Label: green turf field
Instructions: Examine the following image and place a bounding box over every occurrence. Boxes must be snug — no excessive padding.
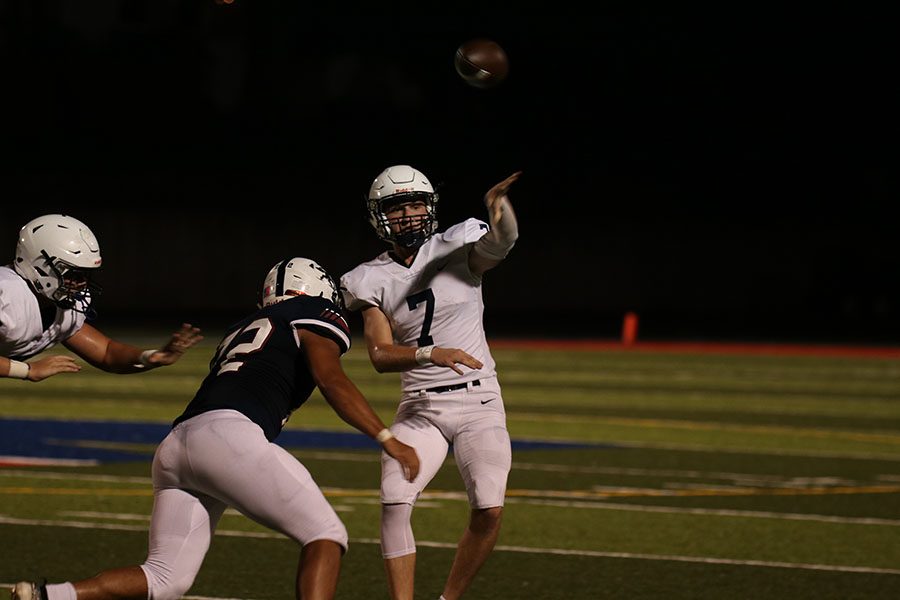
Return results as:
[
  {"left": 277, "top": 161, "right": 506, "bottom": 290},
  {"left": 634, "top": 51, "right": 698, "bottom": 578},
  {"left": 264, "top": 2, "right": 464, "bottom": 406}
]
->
[{"left": 2, "top": 338, "right": 899, "bottom": 599}]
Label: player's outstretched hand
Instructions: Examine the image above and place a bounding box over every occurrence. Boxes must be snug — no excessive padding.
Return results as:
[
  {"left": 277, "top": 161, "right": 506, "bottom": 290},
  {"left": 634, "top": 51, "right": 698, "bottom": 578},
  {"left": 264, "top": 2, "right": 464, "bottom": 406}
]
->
[
  {"left": 383, "top": 438, "right": 421, "bottom": 482},
  {"left": 484, "top": 170, "right": 522, "bottom": 224},
  {"left": 146, "top": 323, "right": 204, "bottom": 366},
  {"left": 432, "top": 347, "right": 483, "bottom": 376},
  {"left": 26, "top": 355, "right": 81, "bottom": 381}
]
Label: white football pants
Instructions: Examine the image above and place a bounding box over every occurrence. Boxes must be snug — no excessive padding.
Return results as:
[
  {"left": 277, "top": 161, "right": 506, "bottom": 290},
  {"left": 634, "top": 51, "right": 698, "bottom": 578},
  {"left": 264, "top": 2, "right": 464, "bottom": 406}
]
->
[
  {"left": 381, "top": 376, "right": 512, "bottom": 508},
  {"left": 141, "top": 409, "right": 347, "bottom": 600}
]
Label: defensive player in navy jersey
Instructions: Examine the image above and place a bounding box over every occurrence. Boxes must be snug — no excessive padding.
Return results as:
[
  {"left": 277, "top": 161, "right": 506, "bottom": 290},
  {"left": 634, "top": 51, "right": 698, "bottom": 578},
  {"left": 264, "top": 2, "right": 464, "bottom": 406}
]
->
[
  {"left": 11, "top": 257, "right": 420, "bottom": 600},
  {"left": 1, "top": 214, "right": 202, "bottom": 382},
  {"left": 341, "top": 166, "right": 521, "bottom": 600}
]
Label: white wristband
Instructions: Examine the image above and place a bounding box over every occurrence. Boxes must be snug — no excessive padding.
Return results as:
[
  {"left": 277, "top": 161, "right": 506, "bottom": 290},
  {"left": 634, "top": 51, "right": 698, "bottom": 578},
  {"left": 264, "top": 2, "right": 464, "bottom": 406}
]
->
[
  {"left": 138, "top": 349, "right": 159, "bottom": 369},
  {"left": 376, "top": 428, "right": 395, "bottom": 443},
  {"left": 415, "top": 345, "right": 435, "bottom": 366},
  {"left": 7, "top": 360, "right": 30, "bottom": 380}
]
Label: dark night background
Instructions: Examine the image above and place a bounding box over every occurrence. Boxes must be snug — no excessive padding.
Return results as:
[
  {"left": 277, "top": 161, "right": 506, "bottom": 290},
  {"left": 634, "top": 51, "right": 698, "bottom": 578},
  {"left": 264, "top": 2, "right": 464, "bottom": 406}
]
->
[{"left": 1, "top": 3, "right": 897, "bottom": 343}]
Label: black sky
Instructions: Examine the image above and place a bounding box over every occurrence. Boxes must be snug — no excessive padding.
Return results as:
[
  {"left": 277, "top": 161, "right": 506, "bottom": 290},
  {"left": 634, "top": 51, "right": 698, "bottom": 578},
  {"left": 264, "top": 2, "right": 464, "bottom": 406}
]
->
[{"left": 1, "top": 4, "right": 897, "bottom": 342}]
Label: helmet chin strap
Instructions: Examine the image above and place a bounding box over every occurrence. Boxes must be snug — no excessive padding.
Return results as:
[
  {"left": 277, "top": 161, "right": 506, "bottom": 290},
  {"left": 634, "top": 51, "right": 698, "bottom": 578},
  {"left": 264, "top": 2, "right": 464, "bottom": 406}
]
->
[
  {"left": 394, "top": 229, "right": 430, "bottom": 249},
  {"left": 55, "top": 290, "right": 97, "bottom": 318}
]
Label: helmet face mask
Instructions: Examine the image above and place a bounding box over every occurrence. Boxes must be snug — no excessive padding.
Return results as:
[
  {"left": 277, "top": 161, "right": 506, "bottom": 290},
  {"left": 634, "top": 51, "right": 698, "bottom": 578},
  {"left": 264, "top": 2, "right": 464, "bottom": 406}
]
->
[
  {"left": 44, "top": 254, "right": 102, "bottom": 312},
  {"left": 259, "top": 257, "right": 343, "bottom": 309},
  {"left": 13, "top": 214, "right": 103, "bottom": 314},
  {"left": 367, "top": 165, "right": 439, "bottom": 249}
]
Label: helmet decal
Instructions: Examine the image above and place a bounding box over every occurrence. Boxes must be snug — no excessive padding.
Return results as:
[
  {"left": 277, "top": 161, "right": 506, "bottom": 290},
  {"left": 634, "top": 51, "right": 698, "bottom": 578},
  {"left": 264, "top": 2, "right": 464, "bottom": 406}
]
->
[{"left": 260, "top": 257, "right": 343, "bottom": 309}]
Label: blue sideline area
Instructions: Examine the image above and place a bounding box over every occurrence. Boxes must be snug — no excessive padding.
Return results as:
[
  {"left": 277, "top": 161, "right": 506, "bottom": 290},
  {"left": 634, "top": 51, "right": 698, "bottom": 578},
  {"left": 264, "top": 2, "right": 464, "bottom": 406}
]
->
[{"left": 0, "top": 418, "right": 602, "bottom": 464}]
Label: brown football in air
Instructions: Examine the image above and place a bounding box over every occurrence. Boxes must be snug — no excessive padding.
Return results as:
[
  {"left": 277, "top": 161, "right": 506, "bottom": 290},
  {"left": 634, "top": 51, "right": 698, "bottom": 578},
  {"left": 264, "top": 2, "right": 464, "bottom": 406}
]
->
[{"left": 454, "top": 39, "right": 509, "bottom": 89}]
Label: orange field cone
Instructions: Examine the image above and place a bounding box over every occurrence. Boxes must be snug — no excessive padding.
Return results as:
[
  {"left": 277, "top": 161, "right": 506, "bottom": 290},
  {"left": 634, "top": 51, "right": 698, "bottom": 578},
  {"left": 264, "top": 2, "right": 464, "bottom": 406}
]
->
[{"left": 622, "top": 311, "right": 638, "bottom": 346}]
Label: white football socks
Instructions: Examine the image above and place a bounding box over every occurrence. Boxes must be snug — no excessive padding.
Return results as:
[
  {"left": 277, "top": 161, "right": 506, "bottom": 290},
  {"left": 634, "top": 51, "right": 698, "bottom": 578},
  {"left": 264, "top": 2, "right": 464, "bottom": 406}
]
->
[{"left": 45, "top": 582, "right": 76, "bottom": 600}]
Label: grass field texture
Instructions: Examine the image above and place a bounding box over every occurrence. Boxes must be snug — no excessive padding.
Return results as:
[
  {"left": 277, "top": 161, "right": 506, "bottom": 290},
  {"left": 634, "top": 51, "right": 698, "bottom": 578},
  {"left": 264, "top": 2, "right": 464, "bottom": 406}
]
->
[{"left": 1, "top": 336, "right": 899, "bottom": 599}]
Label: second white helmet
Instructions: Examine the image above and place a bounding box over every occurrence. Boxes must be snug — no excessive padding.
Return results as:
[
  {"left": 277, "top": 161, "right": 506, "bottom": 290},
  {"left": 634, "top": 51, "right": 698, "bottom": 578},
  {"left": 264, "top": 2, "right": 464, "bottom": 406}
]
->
[
  {"left": 260, "top": 257, "right": 342, "bottom": 308},
  {"left": 13, "top": 214, "right": 102, "bottom": 313}
]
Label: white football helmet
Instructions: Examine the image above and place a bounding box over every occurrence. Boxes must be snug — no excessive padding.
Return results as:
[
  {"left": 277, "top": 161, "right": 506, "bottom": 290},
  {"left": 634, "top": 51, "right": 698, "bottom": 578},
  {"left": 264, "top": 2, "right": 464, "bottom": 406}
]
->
[
  {"left": 367, "top": 165, "right": 439, "bottom": 249},
  {"left": 14, "top": 214, "right": 102, "bottom": 313},
  {"left": 259, "top": 257, "right": 342, "bottom": 308}
]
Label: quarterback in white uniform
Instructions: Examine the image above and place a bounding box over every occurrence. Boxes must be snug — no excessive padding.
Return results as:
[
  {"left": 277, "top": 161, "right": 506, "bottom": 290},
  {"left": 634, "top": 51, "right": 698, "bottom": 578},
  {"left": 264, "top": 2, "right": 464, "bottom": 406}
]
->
[
  {"left": 341, "top": 165, "right": 521, "bottom": 600},
  {"left": 1, "top": 214, "right": 202, "bottom": 384}
]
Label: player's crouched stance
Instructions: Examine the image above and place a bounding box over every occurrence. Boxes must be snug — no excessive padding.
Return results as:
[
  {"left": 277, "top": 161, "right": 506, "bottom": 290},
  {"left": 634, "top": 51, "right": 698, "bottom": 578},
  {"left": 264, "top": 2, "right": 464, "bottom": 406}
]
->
[{"left": 10, "top": 257, "right": 419, "bottom": 600}]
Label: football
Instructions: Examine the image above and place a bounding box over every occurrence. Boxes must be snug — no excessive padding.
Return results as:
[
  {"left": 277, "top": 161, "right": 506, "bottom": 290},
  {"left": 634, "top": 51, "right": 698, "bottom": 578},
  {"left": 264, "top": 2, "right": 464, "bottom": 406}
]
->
[{"left": 454, "top": 39, "right": 509, "bottom": 89}]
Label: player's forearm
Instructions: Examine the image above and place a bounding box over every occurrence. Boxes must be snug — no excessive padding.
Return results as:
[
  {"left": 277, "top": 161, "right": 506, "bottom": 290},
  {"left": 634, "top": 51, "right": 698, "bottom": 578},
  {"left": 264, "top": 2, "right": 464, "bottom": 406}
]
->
[
  {"left": 97, "top": 340, "right": 149, "bottom": 373},
  {"left": 369, "top": 343, "right": 431, "bottom": 373},
  {"left": 473, "top": 196, "right": 519, "bottom": 261},
  {"left": 320, "top": 377, "right": 389, "bottom": 439}
]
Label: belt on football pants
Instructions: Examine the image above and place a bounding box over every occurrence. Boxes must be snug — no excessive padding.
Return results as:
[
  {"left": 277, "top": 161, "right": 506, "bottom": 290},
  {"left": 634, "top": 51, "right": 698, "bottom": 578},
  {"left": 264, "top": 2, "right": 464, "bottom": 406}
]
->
[{"left": 425, "top": 379, "right": 481, "bottom": 394}]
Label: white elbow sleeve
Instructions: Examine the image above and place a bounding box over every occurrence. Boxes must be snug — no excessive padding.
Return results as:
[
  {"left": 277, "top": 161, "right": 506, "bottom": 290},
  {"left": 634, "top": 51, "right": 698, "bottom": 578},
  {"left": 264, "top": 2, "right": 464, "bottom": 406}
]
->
[{"left": 474, "top": 198, "right": 519, "bottom": 260}]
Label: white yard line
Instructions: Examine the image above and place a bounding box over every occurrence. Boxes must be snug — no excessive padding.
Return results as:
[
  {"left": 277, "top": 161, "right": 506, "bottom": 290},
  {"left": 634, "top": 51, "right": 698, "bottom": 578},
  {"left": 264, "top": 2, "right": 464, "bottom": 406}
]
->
[
  {"left": 0, "top": 470, "right": 152, "bottom": 484},
  {"left": 0, "top": 515, "right": 897, "bottom": 576},
  {"left": 505, "top": 497, "right": 900, "bottom": 526}
]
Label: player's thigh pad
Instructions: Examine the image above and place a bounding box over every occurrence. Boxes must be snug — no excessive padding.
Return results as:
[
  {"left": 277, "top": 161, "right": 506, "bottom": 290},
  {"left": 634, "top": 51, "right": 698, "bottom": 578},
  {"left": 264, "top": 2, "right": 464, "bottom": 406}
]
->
[
  {"left": 453, "top": 395, "right": 512, "bottom": 508},
  {"left": 172, "top": 410, "right": 348, "bottom": 550},
  {"left": 382, "top": 415, "right": 450, "bottom": 504}
]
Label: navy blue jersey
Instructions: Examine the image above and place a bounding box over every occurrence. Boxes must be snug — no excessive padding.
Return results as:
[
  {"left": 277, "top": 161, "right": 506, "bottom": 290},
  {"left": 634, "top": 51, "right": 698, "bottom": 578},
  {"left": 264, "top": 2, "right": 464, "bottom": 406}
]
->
[{"left": 173, "top": 296, "right": 351, "bottom": 441}]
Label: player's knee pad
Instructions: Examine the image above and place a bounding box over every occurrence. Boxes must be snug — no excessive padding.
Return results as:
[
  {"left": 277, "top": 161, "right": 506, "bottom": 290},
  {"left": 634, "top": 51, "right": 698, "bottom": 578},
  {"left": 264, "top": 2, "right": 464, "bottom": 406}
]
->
[
  {"left": 307, "top": 518, "right": 349, "bottom": 553},
  {"left": 381, "top": 502, "right": 416, "bottom": 559},
  {"left": 142, "top": 562, "right": 195, "bottom": 600},
  {"left": 466, "top": 473, "right": 509, "bottom": 509}
]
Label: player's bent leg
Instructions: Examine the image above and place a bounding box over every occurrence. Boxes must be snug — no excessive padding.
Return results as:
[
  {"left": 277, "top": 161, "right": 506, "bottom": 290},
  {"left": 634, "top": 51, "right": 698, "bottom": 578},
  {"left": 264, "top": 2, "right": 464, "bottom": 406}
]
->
[
  {"left": 441, "top": 507, "right": 504, "bottom": 600},
  {"left": 180, "top": 412, "right": 349, "bottom": 552},
  {"left": 444, "top": 397, "right": 510, "bottom": 600},
  {"left": 141, "top": 488, "right": 225, "bottom": 600},
  {"left": 380, "top": 418, "right": 448, "bottom": 600},
  {"left": 297, "top": 539, "right": 343, "bottom": 600},
  {"left": 69, "top": 567, "right": 148, "bottom": 600},
  {"left": 213, "top": 441, "right": 349, "bottom": 551}
]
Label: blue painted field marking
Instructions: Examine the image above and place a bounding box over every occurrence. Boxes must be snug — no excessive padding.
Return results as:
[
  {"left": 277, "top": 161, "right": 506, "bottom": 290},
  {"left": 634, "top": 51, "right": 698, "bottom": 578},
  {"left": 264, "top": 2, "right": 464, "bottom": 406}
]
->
[{"left": 0, "top": 418, "right": 607, "bottom": 463}]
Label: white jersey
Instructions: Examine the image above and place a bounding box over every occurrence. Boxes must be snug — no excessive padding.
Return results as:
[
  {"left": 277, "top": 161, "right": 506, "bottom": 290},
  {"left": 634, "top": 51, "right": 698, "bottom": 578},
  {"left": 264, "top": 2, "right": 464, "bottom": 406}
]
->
[
  {"left": 341, "top": 218, "right": 496, "bottom": 392},
  {"left": 0, "top": 265, "right": 86, "bottom": 359}
]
